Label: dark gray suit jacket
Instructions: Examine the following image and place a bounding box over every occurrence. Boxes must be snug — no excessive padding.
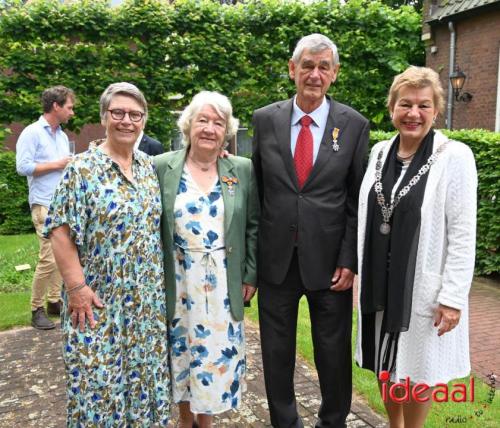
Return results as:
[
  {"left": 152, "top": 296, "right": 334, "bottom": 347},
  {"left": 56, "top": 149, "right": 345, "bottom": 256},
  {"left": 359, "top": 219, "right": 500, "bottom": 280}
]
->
[
  {"left": 252, "top": 96, "right": 369, "bottom": 290},
  {"left": 138, "top": 133, "right": 165, "bottom": 156}
]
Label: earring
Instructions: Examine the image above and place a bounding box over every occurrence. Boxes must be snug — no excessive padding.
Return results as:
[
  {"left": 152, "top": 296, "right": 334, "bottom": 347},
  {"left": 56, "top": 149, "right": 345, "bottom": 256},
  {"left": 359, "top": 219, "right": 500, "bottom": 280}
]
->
[{"left": 433, "top": 117, "right": 436, "bottom": 124}]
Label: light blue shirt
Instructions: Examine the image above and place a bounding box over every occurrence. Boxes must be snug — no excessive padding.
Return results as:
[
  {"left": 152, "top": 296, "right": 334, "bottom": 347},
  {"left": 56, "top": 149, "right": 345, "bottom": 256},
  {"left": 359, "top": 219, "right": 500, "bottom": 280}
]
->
[
  {"left": 16, "top": 116, "right": 70, "bottom": 208},
  {"left": 290, "top": 96, "right": 330, "bottom": 164}
]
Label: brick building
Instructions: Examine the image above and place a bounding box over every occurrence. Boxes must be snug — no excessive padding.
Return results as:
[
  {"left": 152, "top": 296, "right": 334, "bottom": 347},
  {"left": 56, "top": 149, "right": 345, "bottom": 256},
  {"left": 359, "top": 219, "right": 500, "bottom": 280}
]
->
[{"left": 422, "top": 0, "right": 500, "bottom": 131}]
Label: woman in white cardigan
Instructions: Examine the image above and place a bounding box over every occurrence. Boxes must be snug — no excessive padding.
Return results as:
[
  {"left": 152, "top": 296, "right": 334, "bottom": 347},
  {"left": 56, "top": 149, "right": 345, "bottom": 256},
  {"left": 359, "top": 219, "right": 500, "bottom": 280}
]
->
[{"left": 356, "top": 66, "right": 477, "bottom": 427}]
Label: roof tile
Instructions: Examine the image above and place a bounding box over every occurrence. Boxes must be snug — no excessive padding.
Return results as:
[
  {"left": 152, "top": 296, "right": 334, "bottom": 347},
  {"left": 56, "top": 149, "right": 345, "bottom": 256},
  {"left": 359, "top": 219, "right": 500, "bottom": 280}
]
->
[{"left": 429, "top": 0, "right": 500, "bottom": 21}]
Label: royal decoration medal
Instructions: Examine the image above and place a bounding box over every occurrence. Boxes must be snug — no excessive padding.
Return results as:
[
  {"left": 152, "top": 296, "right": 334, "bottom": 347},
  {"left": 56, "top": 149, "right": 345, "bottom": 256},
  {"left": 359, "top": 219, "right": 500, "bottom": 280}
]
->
[{"left": 331, "top": 128, "right": 340, "bottom": 151}]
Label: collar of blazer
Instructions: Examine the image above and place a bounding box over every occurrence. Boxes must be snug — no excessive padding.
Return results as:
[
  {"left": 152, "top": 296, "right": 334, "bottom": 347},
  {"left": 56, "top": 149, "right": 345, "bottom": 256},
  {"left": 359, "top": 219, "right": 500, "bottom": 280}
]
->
[
  {"left": 138, "top": 136, "right": 147, "bottom": 151},
  {"left": 271, "top": 95, "right": 351, "bottom": 190},
  {"left": 160, "top": 148, "right": 237, "bottom": 234}
]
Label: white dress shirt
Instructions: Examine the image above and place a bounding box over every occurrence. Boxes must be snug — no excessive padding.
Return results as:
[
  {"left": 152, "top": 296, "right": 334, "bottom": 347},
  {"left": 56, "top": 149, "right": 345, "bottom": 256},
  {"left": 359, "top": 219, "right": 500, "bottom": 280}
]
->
[
  {"left": 16, "top": 116, "right": 70, "bottom": 208},
  {"left": 290, "top": 96, "right": 330, "bottom": 164}
]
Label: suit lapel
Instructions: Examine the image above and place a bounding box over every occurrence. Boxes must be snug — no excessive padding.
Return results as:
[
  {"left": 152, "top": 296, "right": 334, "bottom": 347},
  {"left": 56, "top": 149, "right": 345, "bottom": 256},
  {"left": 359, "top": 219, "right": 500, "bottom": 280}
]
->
[
  {"left": 218, "top": 158, "right": 236, "bottom": 233},
  {"left": 162, "top": 149, "right": 186, "bottom": 234},
  {"left": 304, "top": 99, "right": 349, "bottom": 188},
  {"left": 138, "top": 136, "right": 147, "bottom": 153},
  {"left": 272, "top": 99, "right": 298, "bottom": 188}
]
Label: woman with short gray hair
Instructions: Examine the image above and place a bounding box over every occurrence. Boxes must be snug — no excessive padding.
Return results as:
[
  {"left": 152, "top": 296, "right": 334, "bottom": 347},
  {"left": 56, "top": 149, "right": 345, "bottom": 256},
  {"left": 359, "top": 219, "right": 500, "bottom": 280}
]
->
[{"left": 45, "top": 82, "right": 170, "bottom": 426}]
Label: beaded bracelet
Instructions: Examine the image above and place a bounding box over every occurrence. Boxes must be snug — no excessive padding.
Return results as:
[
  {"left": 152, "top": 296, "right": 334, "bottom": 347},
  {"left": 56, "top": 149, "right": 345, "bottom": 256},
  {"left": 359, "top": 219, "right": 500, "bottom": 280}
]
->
[{"left": 66, "top": 283, "right": 86, "bottom": 295}]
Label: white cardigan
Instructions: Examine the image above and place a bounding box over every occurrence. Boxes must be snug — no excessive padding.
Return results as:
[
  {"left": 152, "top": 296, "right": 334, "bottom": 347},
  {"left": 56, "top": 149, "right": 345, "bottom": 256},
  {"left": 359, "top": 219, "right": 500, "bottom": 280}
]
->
[{"left": 355, "top": 130, "right": 477, "bottom": 384}]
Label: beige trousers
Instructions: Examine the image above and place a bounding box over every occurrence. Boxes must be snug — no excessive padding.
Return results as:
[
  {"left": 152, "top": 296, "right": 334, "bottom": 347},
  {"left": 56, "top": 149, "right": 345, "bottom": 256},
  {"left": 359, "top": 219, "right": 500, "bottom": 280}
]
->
[{"left": 31, "top": 204, "right": 62, "bottom": 310}]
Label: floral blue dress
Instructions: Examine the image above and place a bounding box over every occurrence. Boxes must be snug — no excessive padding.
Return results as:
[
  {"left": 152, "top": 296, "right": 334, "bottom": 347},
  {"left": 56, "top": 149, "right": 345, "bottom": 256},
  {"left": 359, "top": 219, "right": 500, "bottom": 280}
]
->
[
  {"left": 44, "top": 145, "right": 170, "bottom": 427},
  {"left": 170, "top": 167, "right": 245, "bottom": 414}
]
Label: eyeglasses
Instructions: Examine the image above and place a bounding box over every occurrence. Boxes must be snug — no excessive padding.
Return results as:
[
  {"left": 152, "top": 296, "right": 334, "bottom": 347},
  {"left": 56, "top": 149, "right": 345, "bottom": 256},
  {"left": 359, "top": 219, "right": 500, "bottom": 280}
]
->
[{"left": 107, "top": 109, "right": 145, "bottom": 122}]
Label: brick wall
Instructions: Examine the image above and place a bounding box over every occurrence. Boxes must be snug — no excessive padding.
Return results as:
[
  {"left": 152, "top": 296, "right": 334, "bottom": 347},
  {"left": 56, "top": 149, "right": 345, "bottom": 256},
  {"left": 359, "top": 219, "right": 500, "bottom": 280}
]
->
[
  {"left": 3, "top": 122, "right": 105, "bottom": 153},
  {"left": 425, "top": 10, "right": 500, "bottom": 130}
]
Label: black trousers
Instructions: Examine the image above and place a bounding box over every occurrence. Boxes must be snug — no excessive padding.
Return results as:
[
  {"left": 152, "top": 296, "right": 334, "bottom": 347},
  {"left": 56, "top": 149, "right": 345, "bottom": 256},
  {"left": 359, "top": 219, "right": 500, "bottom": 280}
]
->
[{"left": 258, "top": 251, "right": 353, "bottom": 428}]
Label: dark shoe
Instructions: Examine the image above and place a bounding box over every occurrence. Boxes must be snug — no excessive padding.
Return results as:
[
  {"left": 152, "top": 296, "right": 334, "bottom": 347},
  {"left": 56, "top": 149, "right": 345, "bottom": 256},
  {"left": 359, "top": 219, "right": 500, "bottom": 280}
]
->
[
  {"left": 31, "top": 307, "right": 55, "bottom": 330},
  {"left": 47, "top": 300, "right": 61, "bottom": 316}
]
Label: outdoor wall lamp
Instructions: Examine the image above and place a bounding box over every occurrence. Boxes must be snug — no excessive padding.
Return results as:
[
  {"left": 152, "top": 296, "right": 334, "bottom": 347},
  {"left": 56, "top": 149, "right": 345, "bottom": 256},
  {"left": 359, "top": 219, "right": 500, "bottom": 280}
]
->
[{"left": 450, "top": 67, "right": 473, "bottom": 102}]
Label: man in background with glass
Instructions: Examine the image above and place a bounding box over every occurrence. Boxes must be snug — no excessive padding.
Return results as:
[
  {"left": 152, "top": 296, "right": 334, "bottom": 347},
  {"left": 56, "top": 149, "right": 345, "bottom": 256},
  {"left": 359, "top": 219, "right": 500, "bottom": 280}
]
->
[{"left": 16, "top": 85, "right": 75, "bottom": 330}]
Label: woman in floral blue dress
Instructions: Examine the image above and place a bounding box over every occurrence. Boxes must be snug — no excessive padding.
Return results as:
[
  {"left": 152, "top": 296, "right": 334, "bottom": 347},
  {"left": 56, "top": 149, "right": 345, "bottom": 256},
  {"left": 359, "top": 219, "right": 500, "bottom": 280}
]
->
[
  {"left": 155, "top": 91, "right": 259, "bottom": 428},
  {"left": 44, "top": 82, "right": 170, "bottom": 426}
]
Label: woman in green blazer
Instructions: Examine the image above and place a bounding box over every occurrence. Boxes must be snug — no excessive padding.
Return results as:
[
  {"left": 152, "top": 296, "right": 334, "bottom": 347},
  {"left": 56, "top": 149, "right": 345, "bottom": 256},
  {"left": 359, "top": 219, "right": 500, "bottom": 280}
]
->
[{"left": 154, "top": 91, "right": 259, "bottom": 428}]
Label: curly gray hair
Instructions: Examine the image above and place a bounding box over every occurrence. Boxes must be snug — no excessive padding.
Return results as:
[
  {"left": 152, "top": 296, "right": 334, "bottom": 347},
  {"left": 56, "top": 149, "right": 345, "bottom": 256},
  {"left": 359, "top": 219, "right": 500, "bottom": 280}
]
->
[{"left": 177, "top": 91, "right": 239, "bottom": 148}]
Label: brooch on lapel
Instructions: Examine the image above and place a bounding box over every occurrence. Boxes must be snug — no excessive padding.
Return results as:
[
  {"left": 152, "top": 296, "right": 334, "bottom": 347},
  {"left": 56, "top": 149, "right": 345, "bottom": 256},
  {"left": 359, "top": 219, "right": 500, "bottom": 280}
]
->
[
  {"left": 221, "top": 175, "right": 238, "bottom": 196},
  {"left": 331, "top": 127, "right": 340, "bottom": 152}
]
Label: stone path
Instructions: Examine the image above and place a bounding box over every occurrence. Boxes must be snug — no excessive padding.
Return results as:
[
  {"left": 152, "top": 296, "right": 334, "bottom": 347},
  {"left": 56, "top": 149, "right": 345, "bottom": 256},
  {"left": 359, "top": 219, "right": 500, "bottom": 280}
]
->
[
  {"left": 2, "top": 277, "right": 497, "bottom": 427},
  {"left": 0, "top": 320, "right": 386, "bottom": 428},
  {"left": 468, "top": 278, "right": 500, "bottom": 386}
]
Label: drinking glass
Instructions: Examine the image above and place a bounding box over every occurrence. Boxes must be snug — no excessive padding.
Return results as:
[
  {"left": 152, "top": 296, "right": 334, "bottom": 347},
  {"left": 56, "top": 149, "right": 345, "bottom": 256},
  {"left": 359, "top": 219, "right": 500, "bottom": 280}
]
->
[{"left": 68, "top": 140, "right": 75, "bottom": 157}]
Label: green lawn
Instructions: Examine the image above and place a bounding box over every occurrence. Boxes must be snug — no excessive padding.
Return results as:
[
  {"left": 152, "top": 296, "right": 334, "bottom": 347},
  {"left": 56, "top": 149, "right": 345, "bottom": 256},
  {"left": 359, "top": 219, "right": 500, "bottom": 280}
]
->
[
  {"left": 0, "top": 233, "right": 58, "bottom": 330},
  {"left": 0, "top": 291, "right": 31, "bottom": 330},
  {"left": 245, "top": 296, "right": 500, "bottom": 428},
  {"left": 0, "top": 234, "right": 38, "bottom": 293}
]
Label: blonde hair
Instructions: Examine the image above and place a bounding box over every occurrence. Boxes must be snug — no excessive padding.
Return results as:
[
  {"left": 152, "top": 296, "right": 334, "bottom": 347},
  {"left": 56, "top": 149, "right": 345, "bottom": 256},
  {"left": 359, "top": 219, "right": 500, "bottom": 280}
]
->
[
  {"left": 387, "top": 66, "right": 445, "bottom": 114},
  {"left": 177, "top": 91, "right": 239, "bottom": 148}
]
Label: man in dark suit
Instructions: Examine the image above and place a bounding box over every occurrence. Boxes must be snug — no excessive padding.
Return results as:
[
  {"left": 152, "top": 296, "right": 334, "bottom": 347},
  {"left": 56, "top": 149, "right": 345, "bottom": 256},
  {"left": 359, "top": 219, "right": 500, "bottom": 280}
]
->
[
  {"left": 252, "top": 34, "right": 369, "bottom": 428},
  {"left": 136, "top": 131, "right": 165, "bottom": 155}
]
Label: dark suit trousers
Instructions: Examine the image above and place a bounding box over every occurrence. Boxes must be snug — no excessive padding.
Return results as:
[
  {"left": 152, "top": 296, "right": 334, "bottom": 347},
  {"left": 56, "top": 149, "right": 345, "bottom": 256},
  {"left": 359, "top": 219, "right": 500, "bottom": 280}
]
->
[{"left": 258, "top": 251, "right": 353, "bottom": 428}]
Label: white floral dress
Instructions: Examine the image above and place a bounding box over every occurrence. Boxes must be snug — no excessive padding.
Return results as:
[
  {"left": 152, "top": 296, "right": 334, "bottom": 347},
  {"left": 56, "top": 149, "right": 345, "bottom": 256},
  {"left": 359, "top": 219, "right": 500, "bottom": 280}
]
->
[{"left": 170, "top": 167, "right": 246, "bottom": 414}]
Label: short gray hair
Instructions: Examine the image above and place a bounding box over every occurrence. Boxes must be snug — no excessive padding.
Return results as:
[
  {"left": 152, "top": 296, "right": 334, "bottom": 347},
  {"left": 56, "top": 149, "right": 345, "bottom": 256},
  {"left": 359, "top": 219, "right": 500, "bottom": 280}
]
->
[
  {"left": 177, "top": 91, "right": 239, "bottom": 148},
  {"left": 99, "top": 82, "right": 148, "bottom": 124},
  {"left": 291, "top": 33, "right": 339, "bottom": 66}
]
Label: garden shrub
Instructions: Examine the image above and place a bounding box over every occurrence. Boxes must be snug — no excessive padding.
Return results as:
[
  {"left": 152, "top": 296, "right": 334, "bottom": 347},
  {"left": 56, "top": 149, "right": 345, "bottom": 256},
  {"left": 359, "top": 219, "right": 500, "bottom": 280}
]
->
[
  {"left": 0, "top": 149, "right": 33, "bottom": 235},
  {"left": 0, "top": 128, "right": 32, "bottom": 234}
]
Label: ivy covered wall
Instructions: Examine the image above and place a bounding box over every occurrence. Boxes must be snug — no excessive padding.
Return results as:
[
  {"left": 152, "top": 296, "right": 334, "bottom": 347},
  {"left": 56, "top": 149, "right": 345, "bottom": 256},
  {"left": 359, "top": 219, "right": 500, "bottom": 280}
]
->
[{"left": 0, "top": 0, "right": 424, "bottom": 144}]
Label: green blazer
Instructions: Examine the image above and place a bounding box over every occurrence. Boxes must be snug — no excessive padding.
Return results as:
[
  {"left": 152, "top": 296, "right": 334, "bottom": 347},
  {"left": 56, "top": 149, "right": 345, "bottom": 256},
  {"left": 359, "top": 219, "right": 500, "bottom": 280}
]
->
[{"left": 154, "top": 149, "right": 259, "bottom": 322}]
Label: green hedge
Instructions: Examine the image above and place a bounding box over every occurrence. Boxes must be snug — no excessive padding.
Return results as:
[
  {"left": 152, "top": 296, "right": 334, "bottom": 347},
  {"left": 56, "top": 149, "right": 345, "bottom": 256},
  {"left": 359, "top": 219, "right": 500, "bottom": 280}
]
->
[
  {"left": 0, "top": 127, "right": 32, "bottom": 234},
  {"left": 0, "top": 151, "right": 33, "bottom": 235},
  {"left": 371, "top": 129, "right": 499, "bottom": 276},
  {"left": 0, "top": 0, "right": 423, "bottom": 142}
]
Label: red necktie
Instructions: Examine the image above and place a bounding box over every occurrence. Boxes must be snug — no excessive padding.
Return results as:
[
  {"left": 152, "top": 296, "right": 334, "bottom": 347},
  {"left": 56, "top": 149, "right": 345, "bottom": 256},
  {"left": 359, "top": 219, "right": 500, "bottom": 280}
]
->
[{"left": 294, "top": 115, "right": 313, "bottom": 189}]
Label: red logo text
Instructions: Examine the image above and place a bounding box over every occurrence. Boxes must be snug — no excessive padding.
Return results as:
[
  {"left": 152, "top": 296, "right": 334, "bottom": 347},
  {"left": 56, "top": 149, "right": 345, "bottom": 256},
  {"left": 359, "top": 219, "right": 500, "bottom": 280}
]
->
[{"left": 379, "top": 371, "right": 475, "bottom": 403}]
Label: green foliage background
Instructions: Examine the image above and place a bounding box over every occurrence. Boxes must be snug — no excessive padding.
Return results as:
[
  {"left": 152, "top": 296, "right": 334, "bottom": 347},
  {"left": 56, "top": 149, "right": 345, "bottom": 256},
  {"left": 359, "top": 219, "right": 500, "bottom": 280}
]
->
[
  {"left": 0, "top": 0, "right": 424, "bottom": 141},
  {"left": 371, "top": 129, "right": 500, "bottom": 276},
  {"left": 0, "top": 149, "right": 32, "bottom": 234},
  {"left": 0, "top": 128, "right": 32, "bottom": 235}
]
